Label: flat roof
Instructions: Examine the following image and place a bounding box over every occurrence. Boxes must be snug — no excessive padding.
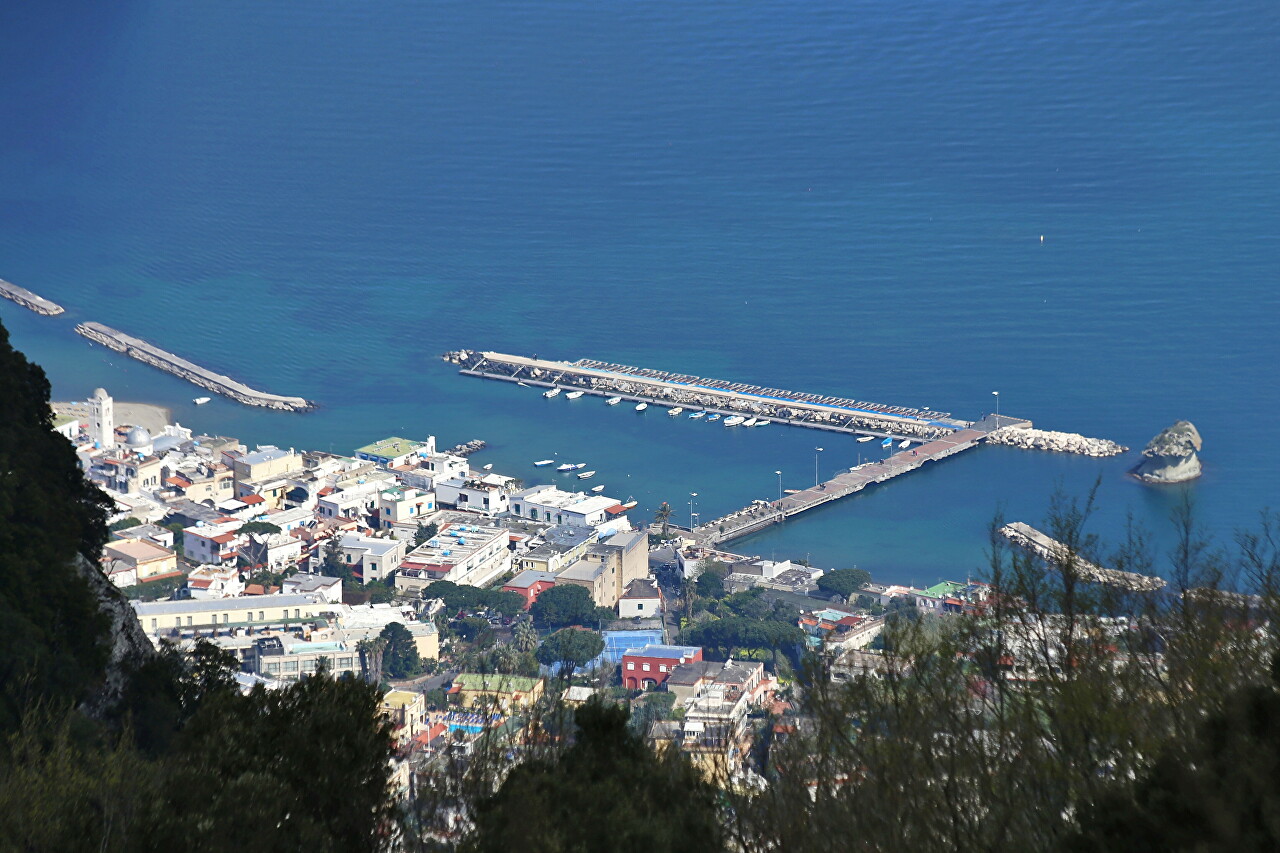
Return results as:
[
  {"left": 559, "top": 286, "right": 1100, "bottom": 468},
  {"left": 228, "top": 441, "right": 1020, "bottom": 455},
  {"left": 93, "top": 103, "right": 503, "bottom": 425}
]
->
[
  {"left": 623, "top": 644, "right": 700, "bottom": 660},
  {"left": 239, "top": 446, "right": 293, "bottom": 466},
  {"left": 557, "top": 560, "right": 605, "bottom": 582},
  {"left": 355, "top": 437, "right": 424, "bottom": 458},
  {"left": 133, "top": 593, "right": 323, "bottom": 616},
  {"left": 505, "top": 570, "right": 558, "bottom": 589}
]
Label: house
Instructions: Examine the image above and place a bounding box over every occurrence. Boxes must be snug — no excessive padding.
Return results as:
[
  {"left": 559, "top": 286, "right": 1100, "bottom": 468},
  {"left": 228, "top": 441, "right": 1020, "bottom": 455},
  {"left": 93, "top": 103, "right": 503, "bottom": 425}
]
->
[
  {"left": 509, "top": 486, "right": 625, "bottom": 529},
  {"left": 317, "top": 485, "right": 379, "bottom": 522},
  {"left": 51, "top": 412, "right": 80, "bottom": 440},
  {"left": 450, "top": 673, "right": 545, "bottom": 711},
  {"left": 394, "top": 523, "right": 512, "bottom": 593},
  {"left": 514, "top": 524, "right": 599, "bottom": 575},
  {"left": 241, "top": 532, "right": 304, "bottom": 572},
  {"left": 589, "top": 531, "right": 648, "bottom": 603},
  {"left": 619, "top": 578, "right": 662, "bottom": 618},
  {"left": 231, "top": 446, "right": 300, "bottom": 490},
  {"left": 246, "top": 635, "right": 358, "bottom": 682},
  {"left": 381, "top": 690, "right": 428, "bottom": 749},
  {"left": 338, "top": 533, "right": 409, "bottom": 583},
  {"left": 555, "top": 559, "right": 613, "bottom": 608},
  {"left": 334, "top": 603, "right": 440, "bottom": 661},
  {"left": 621, "top": 644, "right": 703, "bottom": 690},
  {"left": 111, "top": 523, "right": 175, "bottom": 550},
  {"left": 185, "top": 565, "right": 245, "bottom": 599},
  {"left": 103, "top": 538, "right": 180, "bottom": 582},
  {"left": 162, "top": 461, "right": 234, "bottom": 504},
  {"left": 433, "top": 473, "right": 513, "bottom": 517},
  {"left": 281, "top": 573, "right": 343, "bottom": 604},
  {"left": 502, "top": 570, "right": 558, "bottom": 609},
  {"left": 799, "top": 609, "right": 885, "bottom": 652},
  {"left": 183, "top": 519, "right": 246, "bottom": 566},
  {"left": 374, "top": 486, "right": 435, "bottom": 530},
  {"left": 396, "top": 453, "right": 469, "bottom": 491},
  {"left": 354, "top": 437, "right": 434, "bottom": 469},
  {"left": 132, "top": 594, "right": 329, "bottom": 638}
]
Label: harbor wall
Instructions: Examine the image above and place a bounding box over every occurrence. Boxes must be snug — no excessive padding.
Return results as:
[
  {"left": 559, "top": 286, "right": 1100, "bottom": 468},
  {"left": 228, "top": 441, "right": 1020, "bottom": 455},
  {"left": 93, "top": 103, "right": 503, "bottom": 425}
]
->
[
  {"left": 0, "top": 279, "right": 64, "bottom": 316},
  {"left": 987, "top": 427, "right": 1126, "bottom": 457},
  {"left": 75, "top": 322, "right": 314, "bottom": 412}
]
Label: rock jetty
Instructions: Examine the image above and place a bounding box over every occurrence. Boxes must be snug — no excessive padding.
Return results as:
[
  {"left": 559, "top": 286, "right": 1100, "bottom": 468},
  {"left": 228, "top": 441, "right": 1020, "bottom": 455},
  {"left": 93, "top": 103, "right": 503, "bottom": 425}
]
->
[
  {"left": 76, "top": 322, "right": 315, "bottom": 412},
  {"left": 987, "top": 426, "right": 1126, "bottom": 457},
  {"left": 1131, "top": 421, "right": 1202, "bottom": 483},
  {"left": 1000, "top": 522, "right": 1166, "bottom": 592},
  {"left": 0, "top": 278, "right": 64, "bottom": 315}
]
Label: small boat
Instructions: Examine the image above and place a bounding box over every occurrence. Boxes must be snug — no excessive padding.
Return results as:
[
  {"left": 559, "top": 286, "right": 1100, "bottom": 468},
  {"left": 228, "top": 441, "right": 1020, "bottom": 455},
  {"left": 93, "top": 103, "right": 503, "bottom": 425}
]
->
[
  {"left": 557, "top": 462, "right": 586, "bottom": 472},
  {"left": 534, "top": 459, "right": 555, "bottom": 466},
  {"left": 881, "top": 438, "right": 893, "bottom": 447},
  {"left": 688, "top": 411, "right": 706, "bottom": 419},
  {"left": 482, "top": 463, "right": 493, "bottom": 470},
  {"left": 590, "top": 485, "right": 605, "bottom": 493},
  {"left": 707, "top": 414, "right": 721, "bottom": 422},
  {"left": 193, "top": 397, "right": 211, "bottom": 405},
  {"left": 517, "top": 381, "right": 528, "bottom": 387},
  {"left": 743, "top": 418, "right": 759, "bottom": 427},
  {"left": 620, "top": 500, "right": 638, "bottom": 510},
  {"left": 669, "top": 407, "right": 684, "bottom": 417},
  {"left": 565, "top": 390, "right": 585, "bottom": 399},
  {"left": 576, "top": 470, "right": 596, "bottom": 480},
  {"left": 724, "top": 416, "right": 746, "bottom": 426},
  {"left": 543, "top": 388, "right": 561, "bottom": 399},
  {"left": 785, "top": 489, "right": 802, "bottom": 495},
  {"left": 899, "top": 439, "right": 912, "bottom": 449},
  {"left": 606, "top": 396, "right": 622, "bottom": 406},
  {"left": 857, "top": 436, "right": 875, "bottom": 443},
  {"left": 635, "top": 403, "right": 648, "bottom": 412}
]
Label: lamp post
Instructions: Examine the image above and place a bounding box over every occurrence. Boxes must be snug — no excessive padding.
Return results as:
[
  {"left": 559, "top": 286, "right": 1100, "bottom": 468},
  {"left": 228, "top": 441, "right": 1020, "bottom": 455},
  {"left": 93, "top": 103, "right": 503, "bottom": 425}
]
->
[
  {"left": 689, "top": 492, "right": 698, "bottom": 530},
  {"left": 774, "top": 470, "right": 782, "bottom": 504},
  {"left": 992, "top": 391, "right": 1000, "bottom": 426},
  {"left": 814, "top": 447, "right": 824, "bottom": 487}
]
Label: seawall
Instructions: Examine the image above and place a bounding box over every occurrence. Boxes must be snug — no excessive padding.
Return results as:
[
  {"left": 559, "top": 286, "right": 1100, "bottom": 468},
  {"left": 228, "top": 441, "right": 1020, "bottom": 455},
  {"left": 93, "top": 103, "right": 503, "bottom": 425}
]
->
[
  {"left": 75, "top": 322, "right": 315, "bottom": 412},
  {"left": 0, "top": 279, "right": 64, "bottom": 316},
  {"left": 987, "top": 426, "right": 1126, "bottom": 457}
]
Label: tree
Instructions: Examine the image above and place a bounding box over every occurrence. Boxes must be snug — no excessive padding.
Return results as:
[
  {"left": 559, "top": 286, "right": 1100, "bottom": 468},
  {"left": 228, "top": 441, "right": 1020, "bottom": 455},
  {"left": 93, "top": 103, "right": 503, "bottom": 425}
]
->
[
  {"left": 109, "top": 516, "right": 142, "bottom": 532},
  {"left": 530, "top": 585, "right": 599, "bottom": 628},
  {"left": 414, "top": 521, "right": 438, "bottom": 547},
  {"left": 321, "top": 535, "right": 350, "bottom": 581},
  {"left": 695, "top": 560, "right": 729, "bottom": 600},
  {"left": 536, "top": 629, "right": 605, "bottom": 679},
  {"left": 654, "top": 502, "right": 673, "bottom": 538},
  {"left": 238, "top": 520, "right": 282, "bottom": 537},
  {"left": 356, "top": 638, "right": 387, "bottom": 685},
  {"left": 815, "top": 568, "right": 872, "bottom": 599},
  {"left": 513, "top": 618, "right": 539, "bottom": 653},
  {"left": 379, "top": 623, "right": 423, "bottom": 679},
  {"left": 461, "top": 701, "right": 722, "bottom": 853}
]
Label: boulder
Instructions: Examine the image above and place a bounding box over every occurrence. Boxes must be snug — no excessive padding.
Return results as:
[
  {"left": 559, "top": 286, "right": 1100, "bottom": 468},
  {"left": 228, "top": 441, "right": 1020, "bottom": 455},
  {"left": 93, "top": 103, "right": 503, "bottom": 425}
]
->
[{"left": 1131, "top": 421, "right": 1203, "bottom": 484}]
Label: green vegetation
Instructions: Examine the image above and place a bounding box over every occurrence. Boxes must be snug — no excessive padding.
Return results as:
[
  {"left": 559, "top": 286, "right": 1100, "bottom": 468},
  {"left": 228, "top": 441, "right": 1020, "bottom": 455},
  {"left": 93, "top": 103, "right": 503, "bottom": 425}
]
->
[
  {"left": 238, "top": 520, "right": 282, "bottom": 537},
  {"left": 814, "top": 567, "right": 872, "bottom": 599},
  {"left": 380, "top": 622, "right": 423, "bottom": 679},
  {"left": 529, "top": 584, "right": 611, "bottom": 628},
  {"left": 414, "top": 521, "right": 439, "bottom": 546},
  {"left": 108, "top": 516, "right": 142, "bottom": 532},
  {"left": 536, "top": 628, "right": 605, "bottom": 678},
  {"left": 424, "top": 580, "right": 525, "bottom": 616},
  {"left": 694, "top": 559, "right": 729, "bottom": 599}
]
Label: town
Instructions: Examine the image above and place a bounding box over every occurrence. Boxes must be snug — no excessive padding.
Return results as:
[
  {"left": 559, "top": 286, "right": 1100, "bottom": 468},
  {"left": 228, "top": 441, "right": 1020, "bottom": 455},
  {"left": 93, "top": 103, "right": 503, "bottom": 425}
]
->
[{"left": 57, "top": 385, "right": 994, "bottom": 794}]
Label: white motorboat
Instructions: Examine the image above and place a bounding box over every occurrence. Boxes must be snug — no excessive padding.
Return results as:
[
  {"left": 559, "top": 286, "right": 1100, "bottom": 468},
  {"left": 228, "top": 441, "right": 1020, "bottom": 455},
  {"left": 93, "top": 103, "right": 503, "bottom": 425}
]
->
[
  {"left": 706, "top": 413, "right": 721, "bottom": 422},
  {"left": 751, "top": 418, "right": 768, "bottom": 426},
  {"left": 606, "top": 396, "right": 622, "bottom": 406},
  {"left": 635, "top": 403, "right": 648, "bottom": 412},
  {"left": 543, "top": 388, "right": 561, "bottom": 399},
  {"left": 565, "top": 390, "right": 585, "bottom": 399},
  {"left": 482, "top": 463, "right": 493, "bottom": 470},
  {"left": 517, "top": 381, "right": 528, "bottom": 387},
  {"left": 557, "top": 462, "right": 586, "bottom": 472},
  {"left": 590, "top": 485, "right": 606, "bottom": 493},
  {"left": 534, "top": 459, "right": 555, "bottom": 466},
  {"left": 743, "top": 418, "right": 759, "bottom": 426},
  {"left": 620, "top": 498, "right": 638, "bottom": 509},
  {"left": 576, "top": 470, "right": 596, "bottom": 480},
  {"left": 724, "top": 416, "right": 746, "bottom": 426},
  {"left": 899, "top": 439, "right": 912, "bottom": 448},
  {"left": 857, "top": 436, "right": 875, "bottom": 443},
  {"left": 669, "top": 407, "right": 684, "bottom": 417},
  {"left": 689, "top": 411, "right": 706, "bottom": 419},
  {"left": 785, "top": 489, "right": 802, "bottom": 495},
  {"left": 193, "top": 397, "right": 211, "bottom": 405}
]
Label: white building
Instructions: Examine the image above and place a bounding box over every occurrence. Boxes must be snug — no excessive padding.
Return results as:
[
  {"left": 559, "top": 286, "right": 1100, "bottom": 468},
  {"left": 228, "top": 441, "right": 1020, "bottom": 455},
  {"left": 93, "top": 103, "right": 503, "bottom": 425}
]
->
[
  {"left": 89, "top": 387, "right": 114, "bottom": 448},
  {"left": 186, "top": 565, "right": 246, "bottom": 599},
  {"left": 281, "top": 573, "right": 344, "bottom": 604},
  {"left": 433, "top": 473, "right": 514, "bottom": 517},
  {"left": 619, "top": 578, "right": 662, "bottom": 619},
  {"left": 132, "top": 593, "right": 329, "bottom": 638},
  {"left": 509, "top": 486, "right": 625, "bottom": 529},
  {"left": 183, "top": 519, "right": 247, "bottom": 566},
  {"left": 375, "top": 486, "right": 435, "bottom": 530},
  {"left": 354, "top": 436, "right": 435, "bottom": 469},
  {"left": 339, "top": 533, "right": 409, "bottom": 583},
  {"left": 317, "top": 484, "right": 379, "bottom": 521},
  {"left": 395, "top": 522, "right": 512, "bottom": 593}
]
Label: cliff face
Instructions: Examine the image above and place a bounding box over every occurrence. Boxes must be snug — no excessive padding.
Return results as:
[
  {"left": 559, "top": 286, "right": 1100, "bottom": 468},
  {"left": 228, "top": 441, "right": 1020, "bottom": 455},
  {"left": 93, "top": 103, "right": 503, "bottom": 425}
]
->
[
  {"left": 1131, "top": 421, "right": 1203, "bottom": 484},
  {"left": 72, "top": 554, "right": 156, "bottom": 720}
]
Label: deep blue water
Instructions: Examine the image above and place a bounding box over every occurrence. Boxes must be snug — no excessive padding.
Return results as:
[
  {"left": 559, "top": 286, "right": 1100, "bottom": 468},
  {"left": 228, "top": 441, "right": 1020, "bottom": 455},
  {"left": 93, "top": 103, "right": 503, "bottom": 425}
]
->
[{"left": 2, "top": 1, "right": 1277, "bottom": 585}]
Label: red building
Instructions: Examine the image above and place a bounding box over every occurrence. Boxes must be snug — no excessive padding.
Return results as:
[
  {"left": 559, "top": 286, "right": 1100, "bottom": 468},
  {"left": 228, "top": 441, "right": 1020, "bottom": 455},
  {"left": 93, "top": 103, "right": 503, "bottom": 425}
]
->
[
  {"left": 502, "top": 570, "right": 558, "bottom": 610},
  {"left": 621, "top": 644, "right": 703, "bottom": 690}
]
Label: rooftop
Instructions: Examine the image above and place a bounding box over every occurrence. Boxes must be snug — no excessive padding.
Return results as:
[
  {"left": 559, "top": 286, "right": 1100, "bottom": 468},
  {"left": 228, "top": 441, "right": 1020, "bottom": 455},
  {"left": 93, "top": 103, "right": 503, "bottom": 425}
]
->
[
  {"left": 132, "top": 593, "right": 324, "bottom": 617},
  {"left": 454, "top": 673, "right": 542, "bottom": 694},
  {"left": 239, "top": 446, "right": 293, "bottom": 467},
  {"left": 356, "top": 437, "right": 425, "bottom": 459},
  {"left": 104, "top": 539, "right": 173, "bottom": 562},
  {"left": 623, "top": 644, "right": 701, "bottom": 661},
  {"left": 505, "top": 570, "right": 558, "bottom": 589},
  {"left": 621, "top": 579, "right": 661, "bottom": 600}
]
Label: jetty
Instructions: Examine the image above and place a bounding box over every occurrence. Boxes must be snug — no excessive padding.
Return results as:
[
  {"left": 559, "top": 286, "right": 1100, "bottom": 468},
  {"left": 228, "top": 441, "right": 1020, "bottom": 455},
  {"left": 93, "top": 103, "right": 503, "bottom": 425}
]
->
[
  {"left": 999, "top": 522, "right": 1166, "bottom": 592},
  {"left": 76, "top": 322, "right": 315, "bottom": 412},
  {"left": 0, "top": 279, "right": 64, "bottom": 316},
  {"left": 443, "top": 350, "right": 1006, "bottom": 442}
]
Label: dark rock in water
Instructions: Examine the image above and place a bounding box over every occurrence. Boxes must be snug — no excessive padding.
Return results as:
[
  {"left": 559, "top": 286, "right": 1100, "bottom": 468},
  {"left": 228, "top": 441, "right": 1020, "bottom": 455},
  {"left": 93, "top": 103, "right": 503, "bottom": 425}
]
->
[{"left": 1131, "top": 421, "right": 1203, "bottom": 484}]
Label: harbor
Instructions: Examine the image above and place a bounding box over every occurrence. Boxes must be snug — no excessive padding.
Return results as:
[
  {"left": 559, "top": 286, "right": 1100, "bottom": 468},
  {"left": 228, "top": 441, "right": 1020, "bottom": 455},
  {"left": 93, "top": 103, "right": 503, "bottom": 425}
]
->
[
  {"left": 999, "top": 521, "right": 1166, "bottom": 592},
  {"left": 0, "top": 279, "right": 64, "bottom": 316},
  {"left": 76, "top": 322, "right": 316, "bottom": 412}
]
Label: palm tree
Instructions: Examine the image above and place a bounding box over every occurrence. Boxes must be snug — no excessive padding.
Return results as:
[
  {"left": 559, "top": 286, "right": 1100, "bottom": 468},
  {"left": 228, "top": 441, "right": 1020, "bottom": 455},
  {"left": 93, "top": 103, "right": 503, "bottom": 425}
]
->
[
  {"left": 513, "top": 617, "right": 538, "bottom": 653},
  {"left": 356, "top": 637, "right": 388, "bottom": 685},
  {"left": 655, "top": 501, "right": 673, "bottom": 538}
]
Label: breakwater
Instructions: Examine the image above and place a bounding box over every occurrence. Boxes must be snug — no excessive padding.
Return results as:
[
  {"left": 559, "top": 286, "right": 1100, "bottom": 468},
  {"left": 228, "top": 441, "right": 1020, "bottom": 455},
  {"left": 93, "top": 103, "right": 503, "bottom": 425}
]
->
[
  {"left": 443, "top": 350, "right": 988, "bottom": 441},
  {"left": 987, "top": 427, "right": 1126, "bottom": 457},
  {"left": 0, "top": 279, "right": 64, "bottom": 316},
  {"left": 75, "top": 322, "right": 315, "bottom": 412},
  {"left": 999, "top": 522, "right": 1165, "bottom": 592}
]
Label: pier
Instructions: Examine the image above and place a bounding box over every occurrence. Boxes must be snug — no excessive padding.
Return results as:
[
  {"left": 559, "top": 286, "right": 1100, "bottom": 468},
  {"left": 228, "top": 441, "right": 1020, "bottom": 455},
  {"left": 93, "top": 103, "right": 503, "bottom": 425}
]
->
[
  {"left": 0, "top": 279, "right": 64, "bottom": 316},
  {"left": 999, "top": 522, "right": 1166, "bottom": 592},
  {"left": 443, "top": 350, "right": 1004, "bottom": 442},
  {"left": 76, "top": 322, "right": 315, "bottom": 412}
]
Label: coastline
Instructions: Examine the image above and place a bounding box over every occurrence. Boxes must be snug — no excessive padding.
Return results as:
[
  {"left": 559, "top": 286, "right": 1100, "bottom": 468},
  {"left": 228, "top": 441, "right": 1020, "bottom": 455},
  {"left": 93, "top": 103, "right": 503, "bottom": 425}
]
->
[{"left": 53, "top": 401, "right": 173, "bottom": 436}]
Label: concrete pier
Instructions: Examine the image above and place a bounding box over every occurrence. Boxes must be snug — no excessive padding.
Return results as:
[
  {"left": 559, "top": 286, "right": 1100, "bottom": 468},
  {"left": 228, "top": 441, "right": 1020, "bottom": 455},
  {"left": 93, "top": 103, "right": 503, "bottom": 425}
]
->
[
  {"left": 999, "top": 522, "right": 1165, "bottom": 592},
  {"left": 0, "top": 279, "right": 64, "bottom": 316},
  {"left": 76, "top": 322, "right": 315, "bottom": 412}
]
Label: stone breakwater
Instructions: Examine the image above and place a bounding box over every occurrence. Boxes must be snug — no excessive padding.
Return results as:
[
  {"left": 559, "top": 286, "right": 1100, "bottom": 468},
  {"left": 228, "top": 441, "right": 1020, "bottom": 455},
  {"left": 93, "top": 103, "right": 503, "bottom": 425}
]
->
[
  {"left": 76, "top": 322, "right": 315, "bottom": 412},
  {"left": 1000, "top": 522, "right": 1165, "bottom": 592},
  {"left": 987, "top": 427, "right": 1126, "bottom": 457},
  {"left": 0, "top": 279, "right": 64, "bottom": 315}
]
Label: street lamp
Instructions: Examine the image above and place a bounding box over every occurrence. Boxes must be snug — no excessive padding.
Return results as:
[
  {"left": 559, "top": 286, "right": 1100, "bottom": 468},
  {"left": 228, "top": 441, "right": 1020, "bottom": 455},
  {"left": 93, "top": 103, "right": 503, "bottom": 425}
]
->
[
  {"left": 689, "top": 492, "right": 698, "bottom": 530},
  {"left": 814, "top": 447, "right": 824, "bottom": 487},
  {"left": 774, "top": 470, "right": 782, "bottom": 504},
  {"left": 992, "top": 391, "right": 1000, "bottom": 426}
]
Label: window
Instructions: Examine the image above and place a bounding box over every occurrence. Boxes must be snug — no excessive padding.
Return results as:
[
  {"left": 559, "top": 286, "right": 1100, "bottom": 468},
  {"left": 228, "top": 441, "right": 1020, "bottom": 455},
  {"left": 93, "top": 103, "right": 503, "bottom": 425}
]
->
[
  {"left": 284, "top": 660, "right": 299, "bottom": 673},
  {"left": 626, "top": 662, "right": 635, "bottom": 670},
  {"left": 637, "top": 603, "right": 644, "bottom": 611},
  {"left": 223, "top": 614, "right": 229, "bottom": 623},
  {"left": 258, "top": 612, "right": 265, "bottom": 621},
  {"left": 294, "top": 609, "right": 300, "bottom": 619},
  {"left": 186, "top": 616, "right": 193, "bottom": 626},
  {"left": 642, "top": 663, "right": 650, "bottom": 672},
  {"left": 659, "top": 665, "right": 667, "bottom": 673},
  {"left": 151, "top": 619, "right": 157, "bottom": 629},
  {"left": 247, "top": 612, "right": 254, "bottom": 622}
]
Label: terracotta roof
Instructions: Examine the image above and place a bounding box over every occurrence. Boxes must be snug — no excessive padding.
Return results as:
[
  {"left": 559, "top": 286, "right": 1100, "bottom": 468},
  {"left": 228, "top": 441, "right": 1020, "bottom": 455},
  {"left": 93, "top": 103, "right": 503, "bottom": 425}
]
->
[
  {"left": 189, "top": 579, "right": 213, "bottom": 589},
  {"left": 239, "top": 494, "right": 266, "bottom": 505},
  {"left": 166, "top": 475, "right": 192, "bottom": 488},
  {"left": 243, "top": 583, "right": 278, "bottom": 595},
  {"left": 604, "top": 505, "right": 627, "bottom": 515},
  {"left": 210, "top": 532, "right": 238, "bottom": 544}
]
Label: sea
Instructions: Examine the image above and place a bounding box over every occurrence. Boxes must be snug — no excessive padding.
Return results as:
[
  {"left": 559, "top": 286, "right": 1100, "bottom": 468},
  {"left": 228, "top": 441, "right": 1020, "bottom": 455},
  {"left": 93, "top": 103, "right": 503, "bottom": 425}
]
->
[{"left": 2, "top": 1, "right": 1277, "bottom": 587}]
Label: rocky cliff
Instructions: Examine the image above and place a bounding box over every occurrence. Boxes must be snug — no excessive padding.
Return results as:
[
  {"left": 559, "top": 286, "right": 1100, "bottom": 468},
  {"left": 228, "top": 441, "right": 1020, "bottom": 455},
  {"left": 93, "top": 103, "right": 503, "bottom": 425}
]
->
[
  {"left": 1131, "top": 421, "right": 1203, "bottom": 483},
  {"left": 72, "top": 553, "right": 156, "bottom": 720}
]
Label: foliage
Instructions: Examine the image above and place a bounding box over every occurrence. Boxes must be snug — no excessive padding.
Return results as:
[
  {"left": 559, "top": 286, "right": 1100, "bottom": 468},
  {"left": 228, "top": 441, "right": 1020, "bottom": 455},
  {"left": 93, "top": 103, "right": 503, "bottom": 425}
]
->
[
  {"left": 722, "top": 588, "right": 773, "bottom": 620},
  {"left": 320, "top": 535, "right": 351, "bottom": 581},
  {"left": 815, "top": 567, "right": 872, "bottom": 599},
  {"left": 458, "top": 644, "right": 540, "bottom": 678},
  {"left": 512, "top": 617, "right": 539, "bottom": 653},
  {"left": 238, "top": 520, "right": 282, "bottom": 537},
  {"left": 460, "top": 701, "right": 723, "bottom": 853},
  {"left": 121, "top": 573, "right": 188, "bottom": 602},
  {"left": 380, "top": 622, "right": 423, "bottom": 679},
  {"left": 414, "top": 521, "right": 439, "bottom": 547},
  {"left": 654, "top": 501, "right": 673, "bottom": 538},
  {"left": 680, "top": 616, "right": 804, "bottom": 663},
  {"left": 694, "top": 560, "right": 729, "bottom": 600},
  {"left": 530, "top": 584, "right": 601, "bottom": 628},
  {"left": 536, "top": 629, "right": 605, "bottom": 678},
  {"left": 108, "top": 516, "right": 142, "bottom": 532},
  {"left": 424, "top": 580, "right": 524, "bottom": 616}
]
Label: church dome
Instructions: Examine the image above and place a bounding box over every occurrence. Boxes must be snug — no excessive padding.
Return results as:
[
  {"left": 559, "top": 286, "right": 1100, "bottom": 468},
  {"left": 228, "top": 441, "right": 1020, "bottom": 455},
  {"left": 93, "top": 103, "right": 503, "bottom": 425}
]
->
[
  {"left": 92, "top": 387, "right": 110, "bottom": 400},
  {"left": 125, "top": 426, "right": 151, "bottom": 447}
]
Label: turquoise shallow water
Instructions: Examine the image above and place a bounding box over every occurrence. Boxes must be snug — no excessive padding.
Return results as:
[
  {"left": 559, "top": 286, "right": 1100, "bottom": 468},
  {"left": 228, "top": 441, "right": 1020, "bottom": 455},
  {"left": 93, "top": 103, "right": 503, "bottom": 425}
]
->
[{"left": 1, "top": 1, "right": 1277, "bottom": 584}]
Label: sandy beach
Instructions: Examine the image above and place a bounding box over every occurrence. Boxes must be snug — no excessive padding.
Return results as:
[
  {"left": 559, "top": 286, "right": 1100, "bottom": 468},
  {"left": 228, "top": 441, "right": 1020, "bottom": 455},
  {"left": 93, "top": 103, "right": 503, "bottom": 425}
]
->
[{"left": 52, "top": 401, "right": 173, "bottom": 435}]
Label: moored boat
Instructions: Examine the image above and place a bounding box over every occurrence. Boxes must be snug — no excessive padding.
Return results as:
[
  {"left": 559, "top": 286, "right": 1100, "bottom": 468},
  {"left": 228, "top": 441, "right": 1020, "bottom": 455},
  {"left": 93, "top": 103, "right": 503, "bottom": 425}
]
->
[
  {"left": 193, "top": 397, "right": 211, "bottom": 405},
  {"left": 557, "top": 462, "right": 586, "bottom": 472},
  {"left": 743, "top": 418, "right": 758, "bottom": 426},
  {"left": 707, "top": 414, "right": 721, "bottom": 422},
  {"left": 534, "top": 459, "right": 555, "bottom": 466},
  {"left": 620, "top": 499, "right": 638, "bottom": 510},
  {"left": 543, "top": 388, "right": 561, "bottom": 399},
  {"left": 857, "top": 436, "right": 875, "bottom": 443},
  {"left": 565, "top": 390, "right": 584, "bottom": 399},
  {"left": 576, "top": 470, "right": 596, "bottom": 480},
  {"left": 606, "top": 396, "right": 622, "bottom": 406},
  {"left": 785, "top": 489, "right": 802, "bottom": 495},
  {"left": 899, "top": 439, "right": 911, "bottom": 448},
  {"left": 482, "top": 463, "right": 493, "bottom": 470},
  {"left": 669, "top": 407, "right": 684, "bottom": 416},
  {"left": 590, "top": 484, "right": 606, "bottom": 493},
  {"left": 689, "top": 411, "right": 706, "bottom": 419},
  {"left": 635, "top": 403, "right": 648, "bottom": 412},
  {"left": 881, "top": 437, "right": 893, "bottom": 447},
  {"left": 724, "top": 416, "right": 746, "bottom": 426}
]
